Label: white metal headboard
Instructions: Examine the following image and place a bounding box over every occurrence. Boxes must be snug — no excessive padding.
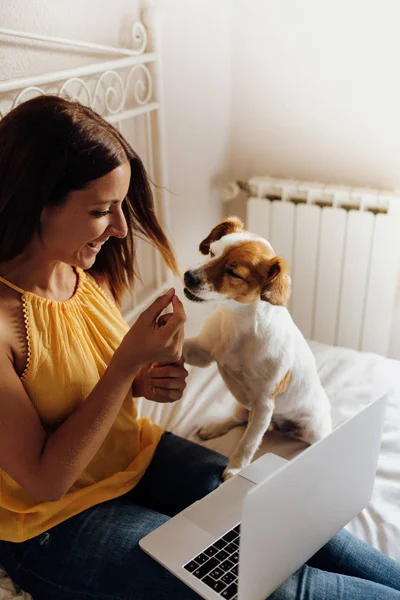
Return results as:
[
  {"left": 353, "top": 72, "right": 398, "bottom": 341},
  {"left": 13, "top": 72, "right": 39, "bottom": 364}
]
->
[{"left": 0, "top": 10, "right": 171, "bottom": 324}]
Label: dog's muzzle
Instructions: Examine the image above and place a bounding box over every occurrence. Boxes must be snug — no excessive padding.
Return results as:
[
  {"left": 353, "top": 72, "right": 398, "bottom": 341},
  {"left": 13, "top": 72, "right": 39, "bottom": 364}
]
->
[{"left": 183, "top": 270, "right": 205, "bottom": 302}]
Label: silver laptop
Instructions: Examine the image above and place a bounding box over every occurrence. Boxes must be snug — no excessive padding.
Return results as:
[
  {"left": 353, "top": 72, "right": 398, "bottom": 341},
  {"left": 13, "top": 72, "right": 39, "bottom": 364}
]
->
[{"left": 140, "top": 395, "right": 387, "bottom": 600}]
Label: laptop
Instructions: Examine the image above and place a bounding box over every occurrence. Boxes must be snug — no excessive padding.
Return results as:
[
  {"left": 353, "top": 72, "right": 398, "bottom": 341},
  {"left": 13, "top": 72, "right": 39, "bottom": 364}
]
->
[{"left": 140, "top": 395, "right": 387, "bottom": 600}]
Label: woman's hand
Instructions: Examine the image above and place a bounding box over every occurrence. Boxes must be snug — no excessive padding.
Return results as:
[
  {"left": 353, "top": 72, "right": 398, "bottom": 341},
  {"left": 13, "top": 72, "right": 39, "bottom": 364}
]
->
[
  {"left": 132, "top": 357, "right": 188, "bottom": 403},
  {"left": 115, "top": 288, "right": 186, "bottom": 373}
]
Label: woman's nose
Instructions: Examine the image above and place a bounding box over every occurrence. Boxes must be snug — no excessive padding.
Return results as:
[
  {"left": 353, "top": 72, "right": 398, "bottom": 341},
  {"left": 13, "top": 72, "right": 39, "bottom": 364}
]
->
[{"left": 108, "top": 209, "right": 128, "bottom": 239}]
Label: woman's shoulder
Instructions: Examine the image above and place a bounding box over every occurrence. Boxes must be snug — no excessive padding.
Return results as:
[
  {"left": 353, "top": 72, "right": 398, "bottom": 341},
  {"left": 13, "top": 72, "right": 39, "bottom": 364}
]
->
[
  {"left": 0, "top": 281, "right": 22, "bottom": 323},
  {"left": 0, "top": 284, "right": 28, "bottom": 376}
]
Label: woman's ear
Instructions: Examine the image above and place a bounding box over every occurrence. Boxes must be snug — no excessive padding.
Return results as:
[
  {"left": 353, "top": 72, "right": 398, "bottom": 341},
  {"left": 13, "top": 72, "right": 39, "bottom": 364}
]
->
[
  {"left": 261, "top": 257, "right": 291, "bottom": 306},
  {"left": 199, "top": 216, "right": 244, "bottom": 255}
]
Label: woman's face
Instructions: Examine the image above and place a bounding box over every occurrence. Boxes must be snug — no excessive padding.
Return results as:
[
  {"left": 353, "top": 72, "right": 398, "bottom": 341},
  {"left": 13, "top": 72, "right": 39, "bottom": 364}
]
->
[{"left": 39, "top": 161, "right": 131, "bottom": 269}]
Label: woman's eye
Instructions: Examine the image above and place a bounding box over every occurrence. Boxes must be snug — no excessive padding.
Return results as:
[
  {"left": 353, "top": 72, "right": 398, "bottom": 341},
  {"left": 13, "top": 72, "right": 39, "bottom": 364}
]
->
[
  {"left": 226, "top": 268, "right": 242, "bottom": 279},
  {"left": 91, "top": 210, "right": 112, "bottom": 218}
]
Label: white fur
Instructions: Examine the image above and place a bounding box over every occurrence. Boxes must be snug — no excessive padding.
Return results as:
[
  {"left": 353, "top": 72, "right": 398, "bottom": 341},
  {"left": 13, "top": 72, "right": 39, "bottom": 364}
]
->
[
  {"left": 211, "top": 231, "right": 274, "bottom": 256},
  {"left": 183, "top": 235, "right": 332, "bottom": 481}
]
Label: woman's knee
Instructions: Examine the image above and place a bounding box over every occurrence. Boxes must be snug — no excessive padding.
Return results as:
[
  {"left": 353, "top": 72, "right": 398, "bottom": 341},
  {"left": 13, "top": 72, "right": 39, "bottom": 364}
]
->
[{"left": 132, "top": 432, "right": 228, "bottom": 515}]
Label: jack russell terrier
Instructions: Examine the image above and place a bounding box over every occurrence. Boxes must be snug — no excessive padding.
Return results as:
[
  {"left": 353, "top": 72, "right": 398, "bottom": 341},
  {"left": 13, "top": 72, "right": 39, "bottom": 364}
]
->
[{"left": 183, "top": 217, "right": 332, "bottom": 480}]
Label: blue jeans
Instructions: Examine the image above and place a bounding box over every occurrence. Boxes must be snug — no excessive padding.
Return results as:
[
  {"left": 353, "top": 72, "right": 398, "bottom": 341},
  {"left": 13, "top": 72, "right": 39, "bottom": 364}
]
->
[{"left": 0, "top": 432, "right": 399, "bottom": 599}]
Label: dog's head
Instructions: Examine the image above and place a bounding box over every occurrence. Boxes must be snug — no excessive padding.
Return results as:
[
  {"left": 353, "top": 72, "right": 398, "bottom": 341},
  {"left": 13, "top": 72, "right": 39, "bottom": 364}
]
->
[{"left": 183, "top": 217, "right": 291, "bottom": 306}]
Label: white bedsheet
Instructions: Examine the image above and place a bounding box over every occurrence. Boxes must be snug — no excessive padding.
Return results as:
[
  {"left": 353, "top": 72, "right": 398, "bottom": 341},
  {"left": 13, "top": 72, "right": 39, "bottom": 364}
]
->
[
  {"left": 1, "top": 341, "right": 399, "bottom": 598},
  {"left": 135, "top": 340, "right": 400, "bottom": 561}
]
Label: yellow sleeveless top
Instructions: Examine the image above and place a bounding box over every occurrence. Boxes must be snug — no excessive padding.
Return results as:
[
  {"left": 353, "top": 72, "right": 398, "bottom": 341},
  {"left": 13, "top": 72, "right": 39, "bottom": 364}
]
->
[{"left": 0, "top": 268, "right": 163, "bottom": 542}]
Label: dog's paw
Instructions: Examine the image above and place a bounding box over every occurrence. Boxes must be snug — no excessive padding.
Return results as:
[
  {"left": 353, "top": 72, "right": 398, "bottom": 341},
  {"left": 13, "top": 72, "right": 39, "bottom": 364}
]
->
[
  {"left": 222, "top": 466, "right": 241, "bottom": 481},
  {"left": 198, "top": 422, "right": 227, "bottom": 440},
  {"left": 197, "top": 421, "right": 232, "bottom": 440}
]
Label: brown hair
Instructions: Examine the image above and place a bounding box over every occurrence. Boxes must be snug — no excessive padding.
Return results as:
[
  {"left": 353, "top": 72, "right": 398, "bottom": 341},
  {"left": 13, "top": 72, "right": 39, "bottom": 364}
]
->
[{"left": 0, "top": 95, "right": 178, "bottom": 304}]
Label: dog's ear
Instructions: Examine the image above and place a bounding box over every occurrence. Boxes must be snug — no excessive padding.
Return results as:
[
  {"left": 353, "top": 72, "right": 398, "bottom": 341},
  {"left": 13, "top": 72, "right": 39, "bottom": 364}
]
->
[
  {"left": 199, "top": 217, "right": 244, "bottom": 255},
  {"left": 261, "top": 257, "right": 291, "bottom": 306}
]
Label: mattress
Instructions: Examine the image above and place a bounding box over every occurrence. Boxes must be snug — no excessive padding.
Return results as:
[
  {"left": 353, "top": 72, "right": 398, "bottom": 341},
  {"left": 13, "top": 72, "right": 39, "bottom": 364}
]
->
[{"left": 1, "top": 340, "right": 399, "bottom": 598}]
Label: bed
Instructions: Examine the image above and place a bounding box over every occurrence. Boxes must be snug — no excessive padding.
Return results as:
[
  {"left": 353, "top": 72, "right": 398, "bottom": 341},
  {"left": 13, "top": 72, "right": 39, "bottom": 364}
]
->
[{"left": 1, "top": 11, "right": 400, "bottom": 600}]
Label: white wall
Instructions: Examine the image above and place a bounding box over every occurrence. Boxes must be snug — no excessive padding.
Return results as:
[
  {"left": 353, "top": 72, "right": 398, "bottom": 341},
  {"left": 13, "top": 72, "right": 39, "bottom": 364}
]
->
[
  {"left": 230, "top": 0, "right": 400, "bottom": 190},
  {"left": 229, "top": 0, "right": 400, "bottom": 358},
  {"left": 161, "top": 1, "right": 231, "bottom": 267},
  {"left": 160, "top": 1, "right": 232, "bottom": 334},
  {"left": 0, "top": 0, "right": 141, "bottom": 76}
]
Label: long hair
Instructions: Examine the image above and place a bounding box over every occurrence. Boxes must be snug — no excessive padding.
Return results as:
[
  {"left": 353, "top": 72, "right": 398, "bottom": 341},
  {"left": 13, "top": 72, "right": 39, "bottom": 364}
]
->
[{"left": 0, "top": 95, "right": 178, "bottom": 304}]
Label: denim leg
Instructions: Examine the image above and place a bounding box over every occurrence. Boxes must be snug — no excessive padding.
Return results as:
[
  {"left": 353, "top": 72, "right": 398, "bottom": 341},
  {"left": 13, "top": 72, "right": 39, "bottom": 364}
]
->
[
  {"left": 307, "top": 529, "right": 400, "bottom": 591},
  {"left": 130, "top": 431, "right": 229, "bottom": 516},
  {"left": 0, "top": 495, "right": 202, "bottom": 600},
  {"left": 268, "top": 529, "right": 400, "bottom": 600},
  {"left": 269, "top": 564, "right": 400, "bottom": 600},
  {"left": 0, "top": 434, "right": 227, "bottom": 600}
]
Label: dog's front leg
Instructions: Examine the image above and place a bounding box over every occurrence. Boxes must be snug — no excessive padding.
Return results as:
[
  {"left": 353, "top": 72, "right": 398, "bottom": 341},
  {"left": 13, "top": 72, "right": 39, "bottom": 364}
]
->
[
  {"left": 183, "top": 337, "right": 214, "bottom": 367},
  {"left": 223, "top": 399, "right": 274, "bottom": 481}
]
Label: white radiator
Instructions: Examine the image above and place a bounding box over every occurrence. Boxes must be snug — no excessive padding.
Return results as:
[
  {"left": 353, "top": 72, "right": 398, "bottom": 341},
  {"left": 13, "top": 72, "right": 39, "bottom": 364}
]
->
[{"left": 223, "top": 177, "right": 400, "bottom": 359}]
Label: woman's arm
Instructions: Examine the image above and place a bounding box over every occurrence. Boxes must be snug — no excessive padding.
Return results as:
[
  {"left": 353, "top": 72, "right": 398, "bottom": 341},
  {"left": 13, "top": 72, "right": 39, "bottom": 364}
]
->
[
  {"left": 0, "top": 340, "right": 141, "bottom": 503},
  {"left": 0, "top": 290, "right": 185, "bottom": 502}
]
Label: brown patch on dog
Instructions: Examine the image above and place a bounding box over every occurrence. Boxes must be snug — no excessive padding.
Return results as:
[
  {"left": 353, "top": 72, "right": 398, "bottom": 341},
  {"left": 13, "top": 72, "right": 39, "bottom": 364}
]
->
[
  {"left": 261, "top": 257, "right": 291, "bottom": 307},
  {"left": 199, "top": 217, "right": 244, "bottom": 255},
  {"left": 271, "top": 370, "right": 291, "bottom": 399},
  {"left": 202, "top": 240, "right": 290, "bottom": 305},
  {"left": 272, "top": 418, "right": 302, "bottom": 437}
]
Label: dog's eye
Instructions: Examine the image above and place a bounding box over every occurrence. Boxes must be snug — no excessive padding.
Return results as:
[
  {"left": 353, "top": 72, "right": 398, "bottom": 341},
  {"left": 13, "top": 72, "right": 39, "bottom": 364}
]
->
[
  {"left": 210, "top": 250, "right": 215, "bottom": 258},
  {"left": 225, "top": 268, "right": 242, "bottom": 280}
]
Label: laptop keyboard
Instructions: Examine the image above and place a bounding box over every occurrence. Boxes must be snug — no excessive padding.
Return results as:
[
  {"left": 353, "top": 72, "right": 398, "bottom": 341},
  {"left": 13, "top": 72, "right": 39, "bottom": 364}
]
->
[{"left": 183, "top": 523, "right": 240, "bottom": 599}]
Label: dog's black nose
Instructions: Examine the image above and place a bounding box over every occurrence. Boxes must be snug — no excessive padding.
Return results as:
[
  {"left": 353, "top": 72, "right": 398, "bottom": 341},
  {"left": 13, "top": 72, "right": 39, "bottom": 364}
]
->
[{"left": 184, "top": 270, "right": 201, "bottom": 288}]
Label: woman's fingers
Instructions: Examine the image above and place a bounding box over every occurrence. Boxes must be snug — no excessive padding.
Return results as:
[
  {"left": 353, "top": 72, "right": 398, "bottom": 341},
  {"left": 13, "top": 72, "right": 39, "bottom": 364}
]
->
[
  {"left": 149, "top": 354, "right": 188, "bottom": 401},
  {"left": 156, "top": 312, "right": 174, "bottom": 329},
  {"left": 150, "top": 361, "right": 188, "bottom": 397},
  {"left": 151, "top": 377, "right": 186, "bottom": 391},
  {"left": 155, "top": 356, "right": 186, "bottom": 370},
  {"left": 142, "top": 288, "right": 175, "bottom": 324},
  {"left": 161, "top": 295, "right": 186, "bottom": 339},
  {"left": 151, "top": 387, "right": 183, "bottom": 403},
  {"left": 150, "top": 361, "right": 188, "bottom": 379},
  {"left": 156, "top": 356, "right": 185, "bottom": 367}
]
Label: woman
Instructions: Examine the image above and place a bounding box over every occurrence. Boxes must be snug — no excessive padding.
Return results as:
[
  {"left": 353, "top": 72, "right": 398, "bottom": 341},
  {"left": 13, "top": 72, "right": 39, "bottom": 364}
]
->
[{"left": 0, "top": 96, "right": 398, "bottom": 600}]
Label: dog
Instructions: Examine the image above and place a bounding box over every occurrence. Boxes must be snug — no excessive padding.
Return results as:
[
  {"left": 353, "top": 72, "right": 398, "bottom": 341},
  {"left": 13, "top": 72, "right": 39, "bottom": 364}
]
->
[{"left": 183, "top": 217, "right": 332, "bottom": 480}]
